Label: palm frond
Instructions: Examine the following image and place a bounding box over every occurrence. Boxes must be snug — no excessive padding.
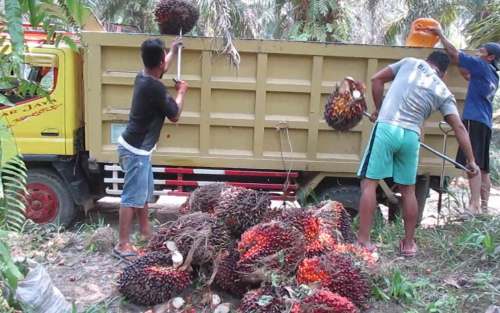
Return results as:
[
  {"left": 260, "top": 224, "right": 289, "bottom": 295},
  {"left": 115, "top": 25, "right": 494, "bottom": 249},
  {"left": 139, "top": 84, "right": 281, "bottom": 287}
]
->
[
  {"left": 466, "top": 1, "right": 500, "bottom": 47},
  {"left": 0, "top": 155, "right": 27, "bottom": 232}
]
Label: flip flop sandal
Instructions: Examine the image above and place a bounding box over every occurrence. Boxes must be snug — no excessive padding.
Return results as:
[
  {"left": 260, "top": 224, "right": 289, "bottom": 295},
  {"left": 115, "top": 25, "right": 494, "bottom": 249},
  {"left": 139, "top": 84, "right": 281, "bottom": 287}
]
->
[
  {"left": 112, "top": 248, "right": 138, "bottom": 264},
  {"left": 399, "top": 240, "right": 418, "bottom": 257}
]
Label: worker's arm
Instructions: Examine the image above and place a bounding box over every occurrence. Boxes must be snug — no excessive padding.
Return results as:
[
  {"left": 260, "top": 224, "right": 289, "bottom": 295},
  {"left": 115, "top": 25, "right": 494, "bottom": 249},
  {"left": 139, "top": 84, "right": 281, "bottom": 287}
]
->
[
  {"left": 155, "top": 80, "right": 188, "bottom": 123},
  {"left": 444, "top": 114, "right": 479, "bottom": 177},
  {"left": 459, "top": 68, "right": 470, "bottom": 81},
  {"left": 370, "top": 66, "right": 396, "bottom": 122},
  {"left": 421, "top": 26, "right": 459, "bottom": 64},
  {"left": 170, "top": 80, "right": 188, "bottom": 122},
  {"left": 164, "top": 38, "right": 183, "bottom": 73}
]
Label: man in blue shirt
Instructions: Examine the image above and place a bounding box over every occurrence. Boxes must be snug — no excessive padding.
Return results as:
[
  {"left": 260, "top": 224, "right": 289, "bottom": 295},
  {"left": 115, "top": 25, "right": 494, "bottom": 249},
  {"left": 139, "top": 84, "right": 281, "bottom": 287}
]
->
[{"left": 425, "top": 26, "right": 499, "bottom": 214}]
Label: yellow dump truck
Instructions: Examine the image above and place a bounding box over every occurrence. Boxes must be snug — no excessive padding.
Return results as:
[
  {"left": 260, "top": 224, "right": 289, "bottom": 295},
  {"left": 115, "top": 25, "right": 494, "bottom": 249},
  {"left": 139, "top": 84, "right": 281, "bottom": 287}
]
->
[{"left": 1, "top": 30, "right": 467, "bottom": 225}]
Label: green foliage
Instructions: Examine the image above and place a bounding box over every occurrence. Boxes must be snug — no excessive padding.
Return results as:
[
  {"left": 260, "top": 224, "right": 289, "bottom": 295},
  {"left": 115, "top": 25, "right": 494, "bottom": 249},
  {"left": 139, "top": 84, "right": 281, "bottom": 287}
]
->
[
  {"left": 457, "top": 228, "right": 498, "bottom": 259},
  {"left": 0, "top": 231, "right": 24, "bottom": 309},
  {"left": 0, "top": 120, "right": 27, "bottom": 232},
  {"left": 4, "top": 0, "right": 24, "bottom": 72},
  {"left": 466, "top": 1, "right": 500, "bottom": 47},
  {"left": 374, "top": 268, "right": 419, "bottom": 304}
]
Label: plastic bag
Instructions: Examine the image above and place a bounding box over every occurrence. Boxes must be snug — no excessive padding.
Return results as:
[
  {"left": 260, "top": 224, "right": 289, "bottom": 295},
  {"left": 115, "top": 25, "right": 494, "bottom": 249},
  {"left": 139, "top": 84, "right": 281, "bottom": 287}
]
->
[{"left": 15, "top": 260, "right": 72, "bottom": 313}]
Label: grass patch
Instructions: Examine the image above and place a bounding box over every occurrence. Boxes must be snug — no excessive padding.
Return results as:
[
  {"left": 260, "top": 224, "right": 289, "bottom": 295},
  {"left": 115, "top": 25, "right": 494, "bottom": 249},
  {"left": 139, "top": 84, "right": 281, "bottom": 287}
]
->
[{"left": 369, "top": 215, "right": 500, "bottom": 312}]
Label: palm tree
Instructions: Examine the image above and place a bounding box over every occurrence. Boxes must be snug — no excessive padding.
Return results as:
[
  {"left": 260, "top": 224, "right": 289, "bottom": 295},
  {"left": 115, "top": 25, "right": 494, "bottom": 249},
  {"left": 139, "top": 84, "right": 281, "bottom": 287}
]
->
[
  {"left": 465, "top": 1, "right": 499, "bottom": 47},
  {"left": 87, "top": 0, "right": 157, "bottom": 33}
]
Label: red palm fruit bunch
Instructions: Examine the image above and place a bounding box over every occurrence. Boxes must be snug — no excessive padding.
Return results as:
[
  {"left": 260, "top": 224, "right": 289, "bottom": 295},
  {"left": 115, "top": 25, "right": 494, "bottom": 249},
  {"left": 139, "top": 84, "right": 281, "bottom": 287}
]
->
[
  {"left": 154, "top": 0, "right": 199, "bottom": 35},
  {"left": 290, "top": 289, "right": 358, "bottom": 313},
  {"left": 333, "top": 243, "right": 378, "bottom": 268},
  {"left": 212, "top": 244, "right": 253, "bottom": 296},
  {"left": 214, "top": 186, "right": 272, "bottom": 238},
  {"left": 237, "top": 221, "right": 305, "bottom": 282},
  {"left": 148, "top": 212, "right": 231, "bottom": 266},
  {"left": 296, "top": 253, "right": 371, "bottom": 309},
  {"left": 180, "top": 183, "right": 228, "bottom": 214},
  {"left": 279, "top": 207, "right": 337, "bottom": 257},
  {"left": 117, "top": 252, "right": 191, "bottom": 306},
  {"left": 238, "top": 286, "right": 292, "bottom": 313},
  {"left": 324, "top": 77, "right": 367, "bottom": 131},
  {"left": 315, "top": 200, "right": 356, "bottom": 243}
]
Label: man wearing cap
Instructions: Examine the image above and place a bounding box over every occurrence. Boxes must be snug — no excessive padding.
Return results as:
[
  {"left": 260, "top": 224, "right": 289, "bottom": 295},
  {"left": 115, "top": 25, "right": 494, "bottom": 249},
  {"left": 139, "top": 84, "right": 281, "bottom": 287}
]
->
[{"left": 425, "top": 26, "right": 499, "bottom": 214}]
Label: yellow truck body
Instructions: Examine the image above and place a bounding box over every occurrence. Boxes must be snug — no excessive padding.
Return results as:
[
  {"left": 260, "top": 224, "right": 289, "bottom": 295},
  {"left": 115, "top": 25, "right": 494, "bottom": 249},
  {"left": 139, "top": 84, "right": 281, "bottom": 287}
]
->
[{"left": 83, "top": 32, "right": 465, "bottom": 175}]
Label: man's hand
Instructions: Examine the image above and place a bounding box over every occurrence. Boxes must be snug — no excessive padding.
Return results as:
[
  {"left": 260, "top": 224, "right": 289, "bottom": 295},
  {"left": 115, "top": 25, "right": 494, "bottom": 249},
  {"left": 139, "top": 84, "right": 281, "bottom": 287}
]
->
[
  {"left": 419, "top": 25, "right": 443, "bottom": 37},
  {"left": 170, "top": 37, "right": 183, "bottom": 53},
  {"left": 466, "top": 162, "right": 480, "bottom": 178},
  {"left": 175, "top": 80, "right": 188, "bottom": 94},
  {"left": 370, "top": 110, "right": 378, "bottom": 123}
]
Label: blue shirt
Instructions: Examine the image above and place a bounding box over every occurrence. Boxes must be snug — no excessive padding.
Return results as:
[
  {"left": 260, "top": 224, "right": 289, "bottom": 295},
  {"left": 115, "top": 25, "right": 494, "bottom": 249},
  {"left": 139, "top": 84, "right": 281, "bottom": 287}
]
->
[{"left": 459, "top": 52, "right": 499, "bottom": 128}]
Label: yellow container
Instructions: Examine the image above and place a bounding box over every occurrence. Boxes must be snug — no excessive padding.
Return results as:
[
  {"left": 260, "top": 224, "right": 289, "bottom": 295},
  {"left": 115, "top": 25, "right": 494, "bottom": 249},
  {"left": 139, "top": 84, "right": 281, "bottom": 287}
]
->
[{"left": 406, "top": 18, "right": 440, "bottom": 48}]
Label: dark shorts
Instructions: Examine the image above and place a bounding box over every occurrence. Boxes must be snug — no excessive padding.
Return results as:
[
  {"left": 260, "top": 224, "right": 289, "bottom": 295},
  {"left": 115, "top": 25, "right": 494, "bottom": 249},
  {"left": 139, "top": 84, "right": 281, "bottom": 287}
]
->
[{"left": 456, "top": 119, "right": 491, "bottom": 173}]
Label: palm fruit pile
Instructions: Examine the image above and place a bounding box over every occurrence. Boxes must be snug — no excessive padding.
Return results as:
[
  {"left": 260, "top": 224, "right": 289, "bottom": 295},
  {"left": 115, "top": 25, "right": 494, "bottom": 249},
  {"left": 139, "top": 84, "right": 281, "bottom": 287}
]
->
[
  {"left": 154, "top": 0, "right": 199, "bottom": 35},
  {"left": 212, "top": 244, "right": 252, "bottom": 296},
  {"left": 183, "top": 183, "right": 272, "bottom": 238},
  {"left": 296, "top": 253, "right": 371, "bottom": 309},
  {"left": 215, "top": 186, "right": 272, "bottom": 237},
  {"left": 148, "top": 212, "right": 231, "bottom": 266},
  {"left": 181, "top": 183, "right": 227, "bottom": 214},
  {"left": 117, "top": 252, "right": 191, "bottom": 306},
  {"left": 237, "top": 286, "right": 291, "bottom": 313},
  {"left": 324, "top": 77, "right": 367, "bottom": 131},
  {"left": 315, "top": 200, "right": 356, "bottom": 243},
  {"left": 290, "top": 289, "right": 358, "bottom": 313},
  {"left": 280, "top": 207, "right": 336, "bottom": 257},
  {"left": 118, "top": 182, "right": 378, "bottom": 311},
  {"left": 237, "top": 221, "right": 305, "bottom": 282}
]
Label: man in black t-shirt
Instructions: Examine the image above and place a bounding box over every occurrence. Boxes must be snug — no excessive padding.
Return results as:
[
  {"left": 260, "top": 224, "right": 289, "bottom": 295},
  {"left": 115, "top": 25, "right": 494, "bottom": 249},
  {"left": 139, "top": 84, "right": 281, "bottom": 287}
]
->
[{"left": 113, "top": 38, "right": 188, "bottom": 260}]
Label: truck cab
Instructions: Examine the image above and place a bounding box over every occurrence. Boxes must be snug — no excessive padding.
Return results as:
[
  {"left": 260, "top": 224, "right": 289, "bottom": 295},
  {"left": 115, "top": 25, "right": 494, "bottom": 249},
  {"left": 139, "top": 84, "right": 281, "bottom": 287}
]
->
[{"left": 1, "top": 31, "right": 91, "bottom": 225}]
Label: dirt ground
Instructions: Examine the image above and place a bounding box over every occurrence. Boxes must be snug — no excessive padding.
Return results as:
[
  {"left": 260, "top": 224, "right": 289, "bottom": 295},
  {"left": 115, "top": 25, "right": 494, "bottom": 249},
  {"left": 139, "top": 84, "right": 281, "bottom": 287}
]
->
[{"left": 9, "top": 180, "right": 500, "bottom": 313}]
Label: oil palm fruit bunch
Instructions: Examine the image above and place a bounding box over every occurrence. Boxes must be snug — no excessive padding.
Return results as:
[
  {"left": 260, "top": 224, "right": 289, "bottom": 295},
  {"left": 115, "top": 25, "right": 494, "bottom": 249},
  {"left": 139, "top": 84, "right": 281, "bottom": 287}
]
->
[
  {"left": 154, "top": 0, "right": 199, "bottom": 35},
  {"left": 315, "top": 201, "right": 356, "bottom": 243},
  {"left": 214, "top": 186, "right": 272, "bottom": 238},
  {"left": 290, "top": 289, "right": 358, "bottom": 313},
  {"left": 279, "top": 206, "right": 337, "bottom": 257},
  {"left": 296, "top": 253, "right": 371, "bottom": 309},
  {"left": 148, "top": 212, "right": 231, "bottom": 266},
  {"left": 181, "top": 183, "right": 228, "bottom": 214},
  {"left": 212, "top": 244, "right": 252, "bottom": 296},
  {"left": 237, "top": 221, "right": 305, "bottom": 281},
  {"left": 238, "top": 286, "right": 292, "bottom": 313},
  {"left": 324, "top": 77, "right": 367, "bottom": 131},
  {"left": 117, "top": 252, "right": 191, "bottom": 306},
  {"left": 332, "top": 243, "right": 378, "bottom": 267}
]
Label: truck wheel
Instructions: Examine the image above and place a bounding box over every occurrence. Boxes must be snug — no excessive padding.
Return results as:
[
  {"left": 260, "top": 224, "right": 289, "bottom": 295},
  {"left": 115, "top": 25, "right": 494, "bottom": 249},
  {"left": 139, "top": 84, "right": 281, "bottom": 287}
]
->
[
  {"left": 317, "top": 184, "right": 361, "bottom": 217},
  {"left": 26, "top": 168, "right": 76, "bottom": 226}
]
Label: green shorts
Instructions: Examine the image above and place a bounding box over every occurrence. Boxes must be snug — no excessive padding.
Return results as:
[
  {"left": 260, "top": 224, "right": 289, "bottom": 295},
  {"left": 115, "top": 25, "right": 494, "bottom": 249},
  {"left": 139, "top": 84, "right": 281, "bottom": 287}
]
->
[{"left": 357, "top": 122, "right": 420, "bottom": 185}]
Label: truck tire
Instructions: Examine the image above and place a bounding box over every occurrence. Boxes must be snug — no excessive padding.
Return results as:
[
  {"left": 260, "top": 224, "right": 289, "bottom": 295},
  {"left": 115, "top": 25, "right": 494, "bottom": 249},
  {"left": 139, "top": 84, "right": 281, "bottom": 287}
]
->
[
  {"left": 317, "top": 184, "right": 361, "bottom": 217},
  {"left": 26, "top": 168, "right": 76, "bottom": 226}
]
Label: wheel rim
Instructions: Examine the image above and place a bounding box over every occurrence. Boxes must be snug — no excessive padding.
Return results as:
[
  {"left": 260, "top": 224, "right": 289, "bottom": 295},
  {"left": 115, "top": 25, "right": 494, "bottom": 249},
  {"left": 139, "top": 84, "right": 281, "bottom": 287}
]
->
[{"left": 26, "top": 183, "right": 59, "bottom": 223}]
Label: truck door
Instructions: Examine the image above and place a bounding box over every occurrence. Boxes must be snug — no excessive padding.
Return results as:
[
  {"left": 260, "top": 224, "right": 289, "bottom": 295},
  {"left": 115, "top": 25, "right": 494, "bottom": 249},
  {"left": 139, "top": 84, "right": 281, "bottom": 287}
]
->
[{"left": 0, "top": 50, "right": 66, "bottom": 155}]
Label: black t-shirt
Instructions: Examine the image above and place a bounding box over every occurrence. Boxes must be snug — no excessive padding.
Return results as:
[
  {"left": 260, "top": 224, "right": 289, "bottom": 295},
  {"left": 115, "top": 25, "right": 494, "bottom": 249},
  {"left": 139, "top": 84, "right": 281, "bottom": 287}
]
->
[{"left": 121, "top": 72, "right": 178, "bottom": 151}]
